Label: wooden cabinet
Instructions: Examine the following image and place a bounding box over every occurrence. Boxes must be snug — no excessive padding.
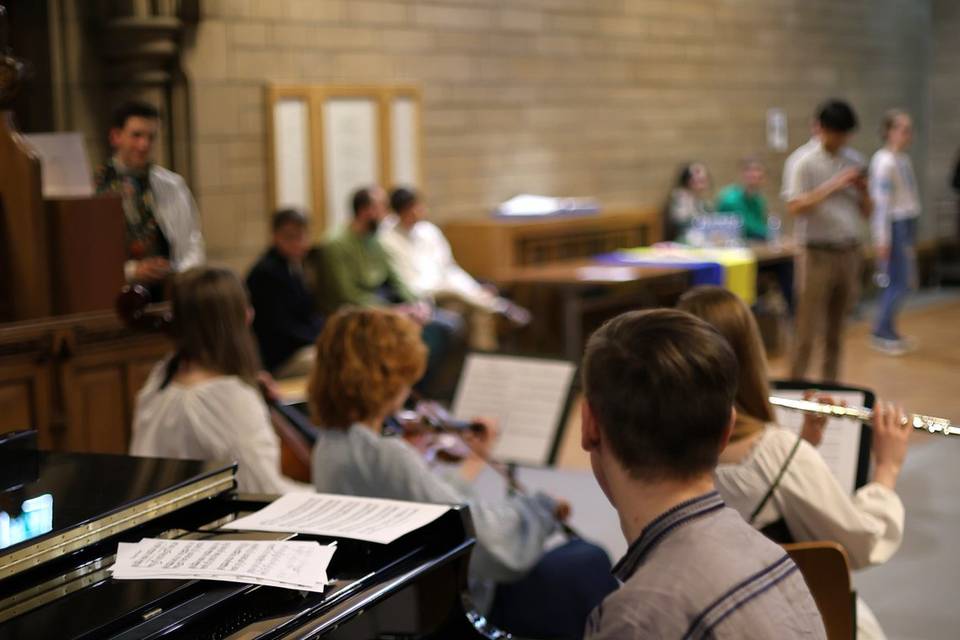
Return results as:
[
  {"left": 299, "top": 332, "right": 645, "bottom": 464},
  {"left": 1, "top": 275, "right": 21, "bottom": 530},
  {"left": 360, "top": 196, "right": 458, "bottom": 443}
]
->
[
  {"left": 0, "top": 310, "right": 171, "bottom": 453},
  {"left": 443, "top": 208, "right": 662, "bottom": 282}
]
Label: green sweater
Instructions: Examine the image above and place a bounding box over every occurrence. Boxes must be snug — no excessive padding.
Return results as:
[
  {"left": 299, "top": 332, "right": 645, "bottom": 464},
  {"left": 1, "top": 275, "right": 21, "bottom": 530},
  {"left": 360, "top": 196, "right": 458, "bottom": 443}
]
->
[
  {"left": 323, "top": 226, "right": 415, "bottom": 308},
  {"left": 715, "top": 184, "right": 768, "bottom": 240}
]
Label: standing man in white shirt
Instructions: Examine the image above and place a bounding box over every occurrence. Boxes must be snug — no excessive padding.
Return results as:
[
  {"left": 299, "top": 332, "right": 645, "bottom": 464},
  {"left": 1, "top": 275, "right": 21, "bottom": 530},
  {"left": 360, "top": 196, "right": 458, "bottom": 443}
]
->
[
  {"left": 869, "top": 110, "right": 921, "bottom": 355},
  {"left": 380, "top": 187, "right": 529, "bottom": 351},
  {"left": 95, "top": 100, "right": 205, "bottom": 300},
  {"left": 783, "top": 99, "right": 872, "bottom": 382}
]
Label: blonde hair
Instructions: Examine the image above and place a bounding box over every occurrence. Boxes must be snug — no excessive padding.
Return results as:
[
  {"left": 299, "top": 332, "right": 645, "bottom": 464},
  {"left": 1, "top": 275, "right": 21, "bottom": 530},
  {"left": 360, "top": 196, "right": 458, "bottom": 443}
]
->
[
  {"left": 167, "top": 267, "right": 261, "bottom": 388},
  {"left": 309, "top": 308, "right": 427, "bottom": 429},
  {"left": 677, "top": 286, "right": 774, "bottom": 441},
  {"left": 880, "top": 108, "right": 909, "bottom": 142}
]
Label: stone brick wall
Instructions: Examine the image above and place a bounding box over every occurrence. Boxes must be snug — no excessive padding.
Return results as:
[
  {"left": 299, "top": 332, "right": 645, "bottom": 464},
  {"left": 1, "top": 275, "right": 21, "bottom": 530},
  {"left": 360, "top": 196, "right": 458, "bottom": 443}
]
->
[
  {"left": 928, "top": 0, "right": 960, "bottom": 236},
  {"left": 179, "top": 0, "right": 940, "bottom": 271}
]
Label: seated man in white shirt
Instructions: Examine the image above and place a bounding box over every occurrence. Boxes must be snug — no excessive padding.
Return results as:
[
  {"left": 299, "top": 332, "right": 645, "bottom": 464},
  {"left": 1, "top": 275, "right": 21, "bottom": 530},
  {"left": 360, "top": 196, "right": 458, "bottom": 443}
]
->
[{"left": 379, "top": 187, "right": 530, "bottom": 351}]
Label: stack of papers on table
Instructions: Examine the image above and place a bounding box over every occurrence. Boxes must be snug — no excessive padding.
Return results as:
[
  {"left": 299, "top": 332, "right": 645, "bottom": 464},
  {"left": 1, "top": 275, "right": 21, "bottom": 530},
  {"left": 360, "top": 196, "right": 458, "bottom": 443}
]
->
[{"left": 111, "top": 538, "right": 336, "bottom": 592}]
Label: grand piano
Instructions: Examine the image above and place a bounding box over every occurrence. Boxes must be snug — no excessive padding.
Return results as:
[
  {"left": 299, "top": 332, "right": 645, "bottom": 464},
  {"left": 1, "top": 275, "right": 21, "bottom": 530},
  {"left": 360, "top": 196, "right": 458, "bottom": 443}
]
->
[{"left": 0, "top": 430, "right": 510, "bottom": 639}]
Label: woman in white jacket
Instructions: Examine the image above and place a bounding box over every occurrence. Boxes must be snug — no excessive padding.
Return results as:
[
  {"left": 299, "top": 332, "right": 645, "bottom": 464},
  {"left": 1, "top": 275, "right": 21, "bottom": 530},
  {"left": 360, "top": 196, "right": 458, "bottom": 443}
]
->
[{"left": 678, "top": 286, "right": 910, "bottom": 640}]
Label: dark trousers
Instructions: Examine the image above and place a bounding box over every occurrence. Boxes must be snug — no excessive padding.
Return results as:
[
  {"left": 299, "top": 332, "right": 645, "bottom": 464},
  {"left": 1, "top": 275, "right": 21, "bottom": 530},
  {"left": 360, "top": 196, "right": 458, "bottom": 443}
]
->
[{"left": 488, "top": 539, "right": 619, "bottom": 640}]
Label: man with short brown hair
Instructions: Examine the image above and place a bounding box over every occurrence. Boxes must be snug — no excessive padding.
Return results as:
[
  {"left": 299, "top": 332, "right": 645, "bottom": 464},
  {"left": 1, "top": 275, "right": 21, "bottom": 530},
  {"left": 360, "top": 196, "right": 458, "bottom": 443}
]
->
[
  {"left": 95, "top": 100, "right": 205, "bottom": 297},
  {"left": 580, "top": 309, "right": 825, "bottom": 639}
]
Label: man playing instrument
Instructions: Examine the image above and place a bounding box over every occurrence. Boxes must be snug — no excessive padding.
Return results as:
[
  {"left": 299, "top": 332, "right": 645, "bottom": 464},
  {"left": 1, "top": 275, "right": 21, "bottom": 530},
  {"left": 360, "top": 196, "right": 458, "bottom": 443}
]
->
[{"left": 95, "top": 100, "right": 205, "bottom": 299}]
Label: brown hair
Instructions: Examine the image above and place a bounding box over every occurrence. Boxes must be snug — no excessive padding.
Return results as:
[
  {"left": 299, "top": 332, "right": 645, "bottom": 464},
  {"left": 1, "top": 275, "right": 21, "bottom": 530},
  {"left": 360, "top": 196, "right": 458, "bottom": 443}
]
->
[
  {"left": 582, "top": 308, "right": 738, "bottom": 481},
  {"left": 167, "top": 267, "right": 261, "bottom": 388},
  {"left": 677, "top": 286, "right": 774, "bottom": 441},
  {"left": 309, "top": 308, "right": 427, "bottom": 429}
]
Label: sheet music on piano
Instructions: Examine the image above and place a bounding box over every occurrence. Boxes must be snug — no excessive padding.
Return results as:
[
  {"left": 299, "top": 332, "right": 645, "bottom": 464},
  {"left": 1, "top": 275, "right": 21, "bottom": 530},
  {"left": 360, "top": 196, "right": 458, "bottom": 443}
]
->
[
  {"left": 228, "top": 493, "right": 450, "bottom": 544},
  {"left": 451, "top": 354, "right": 578, "bottom": 466},
  {"left": 772, "top": 389, "right": 868, "bottom": 494}
]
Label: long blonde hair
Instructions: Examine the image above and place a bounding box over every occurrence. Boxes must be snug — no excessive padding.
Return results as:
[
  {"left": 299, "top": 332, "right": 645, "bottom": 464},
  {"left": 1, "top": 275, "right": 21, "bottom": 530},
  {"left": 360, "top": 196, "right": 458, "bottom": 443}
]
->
[
  {"left": 309, "top": 308, "right": 427, "bottom": 429},
  {"left": 677, "top": 286, "right": 774, "bottom": 441},
  {"left": 165, "top": 267, "right": 261, "bottom": 388}
]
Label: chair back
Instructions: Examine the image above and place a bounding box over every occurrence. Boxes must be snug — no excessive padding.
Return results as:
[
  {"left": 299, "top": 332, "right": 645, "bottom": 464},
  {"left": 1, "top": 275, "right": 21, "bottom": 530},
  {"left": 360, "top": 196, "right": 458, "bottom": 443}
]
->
[{"left": 783, "top": 541, "right": 856, "bottom": 640}]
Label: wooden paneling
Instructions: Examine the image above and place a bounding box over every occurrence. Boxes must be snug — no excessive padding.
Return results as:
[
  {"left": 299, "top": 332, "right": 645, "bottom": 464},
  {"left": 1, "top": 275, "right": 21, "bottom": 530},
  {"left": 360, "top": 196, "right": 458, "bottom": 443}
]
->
[
  {"left": 0, "top": 380, "right": 37, "bottom": 436},
  {"left": 62, "top": 365, "right": 128, "bottom": 454},
  {"left": 0, "top": 309, "right": 171, "bottom": 454}
]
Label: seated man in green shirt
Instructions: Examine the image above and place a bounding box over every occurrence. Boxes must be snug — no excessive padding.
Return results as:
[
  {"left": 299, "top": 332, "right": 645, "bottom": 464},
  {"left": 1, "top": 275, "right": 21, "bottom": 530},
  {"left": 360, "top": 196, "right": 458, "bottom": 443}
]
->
[
  {"left": 715, "top": 157, "right": 769, "bottom": 240},
  {"left": 323, "top": 186, "right": 463, "bottom": 397},
  {"left": 324, "top": 186, "right": 418, "bottom": 309}
]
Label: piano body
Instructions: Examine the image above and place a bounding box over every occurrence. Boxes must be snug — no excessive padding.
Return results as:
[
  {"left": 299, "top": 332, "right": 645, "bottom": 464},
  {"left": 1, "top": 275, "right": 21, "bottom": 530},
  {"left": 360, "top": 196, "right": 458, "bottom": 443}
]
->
[{"left": 0, "top": 431, "right": 508, "bottom": 639}]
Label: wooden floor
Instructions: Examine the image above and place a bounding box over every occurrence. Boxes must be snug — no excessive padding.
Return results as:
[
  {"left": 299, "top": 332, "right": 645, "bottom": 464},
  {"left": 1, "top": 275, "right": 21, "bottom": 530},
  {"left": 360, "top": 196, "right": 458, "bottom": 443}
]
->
[{"left": 555, "top": 296, "right": 960, "bottom": 470}]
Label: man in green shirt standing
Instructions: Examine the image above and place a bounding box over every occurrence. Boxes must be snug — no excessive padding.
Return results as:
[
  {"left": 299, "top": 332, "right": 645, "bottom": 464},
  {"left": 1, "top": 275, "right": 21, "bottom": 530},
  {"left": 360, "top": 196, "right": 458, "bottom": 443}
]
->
[{"left": 715, "top": 157, "right": 769, "bottom": 240}]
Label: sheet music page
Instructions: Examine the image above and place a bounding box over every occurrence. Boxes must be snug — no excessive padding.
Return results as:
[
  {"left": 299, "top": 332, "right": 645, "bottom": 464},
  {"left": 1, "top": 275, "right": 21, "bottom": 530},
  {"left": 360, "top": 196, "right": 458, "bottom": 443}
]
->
[
  {"left": 451, "top": 354, "right": 577, "bottom": 466},
  {"left": 112, "top": 538, "right": 335, "bottom": 592},
  {"left": 23, "top": 132, "right": 93, "bottom": 198},
  {"left": 227, "top": 493, "right": 450, "bottom": 545},
  {"left": 773, "top": 390, "right": 865, "bottom": 493}
]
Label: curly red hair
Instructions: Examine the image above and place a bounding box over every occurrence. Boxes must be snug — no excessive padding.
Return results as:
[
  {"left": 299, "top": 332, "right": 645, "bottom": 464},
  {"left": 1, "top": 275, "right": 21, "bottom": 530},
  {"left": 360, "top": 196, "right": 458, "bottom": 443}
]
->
[{"left": 309, "top": 308, "right": 427, "bottom": 428}]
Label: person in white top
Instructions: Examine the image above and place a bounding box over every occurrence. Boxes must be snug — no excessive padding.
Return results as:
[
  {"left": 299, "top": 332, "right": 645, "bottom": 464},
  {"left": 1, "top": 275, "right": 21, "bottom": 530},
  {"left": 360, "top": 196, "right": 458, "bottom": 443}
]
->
[
  {"left": 379, "top": 187, "right": 530, "bottom": 350},
  {"left": 130, "top": 267, "right": 308, "bottom": 495},
  {"left": 95, "top": 101, "right": 205, "bottom": 295},
  {"left": 678, "top": 286, "right": 910, "bottom": 640},
  {"left": 869, "top": 110, "right": 921, "bottom": 355}
]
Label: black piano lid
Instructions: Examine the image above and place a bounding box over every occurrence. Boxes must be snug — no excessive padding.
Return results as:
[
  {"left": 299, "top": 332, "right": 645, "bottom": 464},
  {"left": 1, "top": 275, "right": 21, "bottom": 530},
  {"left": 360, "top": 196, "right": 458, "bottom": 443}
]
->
[{"left": 0, "top": 451, "right": 236, "bottom": 579}]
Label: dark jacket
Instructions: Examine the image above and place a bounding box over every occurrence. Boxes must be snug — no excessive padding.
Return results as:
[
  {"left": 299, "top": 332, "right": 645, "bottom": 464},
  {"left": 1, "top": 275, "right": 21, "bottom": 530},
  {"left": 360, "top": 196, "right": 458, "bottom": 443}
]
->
[{"left": 246, "top": 247, "right": 324, "bottom": 372}]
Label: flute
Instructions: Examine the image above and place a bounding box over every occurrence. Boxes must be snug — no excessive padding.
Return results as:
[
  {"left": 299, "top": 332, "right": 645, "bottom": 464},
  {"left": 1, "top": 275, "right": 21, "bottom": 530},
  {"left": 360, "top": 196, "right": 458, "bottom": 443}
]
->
[{"left": 768, "top": 396, "right": 960, "bottom": 437}]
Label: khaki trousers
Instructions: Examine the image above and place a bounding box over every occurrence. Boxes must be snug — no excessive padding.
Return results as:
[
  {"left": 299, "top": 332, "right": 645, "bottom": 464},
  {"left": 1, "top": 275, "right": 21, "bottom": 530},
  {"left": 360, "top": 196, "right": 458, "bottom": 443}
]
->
[
  {"left": 790, "top": 246, "right": 862, "bottom": 382},
  {"left": 434, "top": 293, "right": 499, "bottom": 352}
]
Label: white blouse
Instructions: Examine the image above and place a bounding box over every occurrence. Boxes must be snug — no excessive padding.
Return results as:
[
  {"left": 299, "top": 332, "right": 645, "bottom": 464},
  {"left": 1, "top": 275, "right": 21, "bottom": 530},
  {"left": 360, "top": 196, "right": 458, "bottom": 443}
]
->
[
  {"left": 130, "top": 360, "right": 308, "bottom": 495},
  {"left": 715, "top": 425, "right": 904, "bottom": 571}
]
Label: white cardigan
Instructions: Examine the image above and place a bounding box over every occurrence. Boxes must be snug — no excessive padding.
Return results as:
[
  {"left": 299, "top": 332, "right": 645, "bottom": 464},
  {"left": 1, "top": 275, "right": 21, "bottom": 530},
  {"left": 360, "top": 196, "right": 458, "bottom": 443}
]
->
[
  {"left": 716, "top": 425, "right": 905, "bottom": 640},
  {"left": 130, "top": 360, "right": 308, "bottom": 495},
  {"left": 715, "top": 425, "right": 904, "bottom": 570}
]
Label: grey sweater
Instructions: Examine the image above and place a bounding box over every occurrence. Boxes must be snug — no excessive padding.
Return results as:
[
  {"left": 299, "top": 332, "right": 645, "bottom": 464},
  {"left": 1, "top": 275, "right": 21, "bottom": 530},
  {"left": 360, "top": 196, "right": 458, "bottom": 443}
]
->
[{"left": 311, "top": 424, "right": 559, "bottom": 610}]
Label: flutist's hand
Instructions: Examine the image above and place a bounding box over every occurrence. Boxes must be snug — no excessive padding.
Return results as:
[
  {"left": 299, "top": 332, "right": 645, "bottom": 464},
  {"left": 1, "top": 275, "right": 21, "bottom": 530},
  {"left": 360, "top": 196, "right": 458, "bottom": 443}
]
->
[
  {"left": 871, "top": 400, "right": 909, "bottom": 491},
  {"left": 800, "top": 391, "right": 839, "bottom": 447}
]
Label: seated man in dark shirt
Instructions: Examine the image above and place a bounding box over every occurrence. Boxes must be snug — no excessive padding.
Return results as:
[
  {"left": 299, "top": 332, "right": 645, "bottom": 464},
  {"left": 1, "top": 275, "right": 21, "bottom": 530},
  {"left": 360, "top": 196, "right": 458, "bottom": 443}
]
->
[
  {"left": 246, "top": 209, "right": 324, "bottom": 377},
  {"left": 580, "top": 309, "right": 825, "bottom": 639}
]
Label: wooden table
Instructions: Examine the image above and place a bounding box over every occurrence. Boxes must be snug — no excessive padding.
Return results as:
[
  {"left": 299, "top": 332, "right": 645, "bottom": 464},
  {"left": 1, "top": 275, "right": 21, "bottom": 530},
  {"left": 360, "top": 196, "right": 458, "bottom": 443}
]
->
[
  {"left": 499, "top": 260, "right": 692, "bottom": 360},
  {"left": 499, "top": 244, "right": 798, "bottom": 361}
]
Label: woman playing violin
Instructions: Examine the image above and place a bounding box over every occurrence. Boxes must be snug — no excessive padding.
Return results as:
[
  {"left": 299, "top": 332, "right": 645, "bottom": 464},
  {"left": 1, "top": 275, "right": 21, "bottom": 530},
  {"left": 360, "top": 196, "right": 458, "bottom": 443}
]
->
[
  {"left": 309, "top": 307, "right": 616, "bottom": 639},
  {"left": 130, "top": 267, "right": 308, "bottom": 494}
]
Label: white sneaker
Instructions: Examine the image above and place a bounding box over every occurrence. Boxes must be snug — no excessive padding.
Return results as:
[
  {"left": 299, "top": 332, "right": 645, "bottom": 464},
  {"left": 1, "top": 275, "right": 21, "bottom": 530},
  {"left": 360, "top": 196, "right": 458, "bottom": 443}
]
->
[
  {"left": 899, "top": 335, "right": 919, "bottom": 351},
  {"left": 870, "top": 336, "right": 908, "bottom": 356}
]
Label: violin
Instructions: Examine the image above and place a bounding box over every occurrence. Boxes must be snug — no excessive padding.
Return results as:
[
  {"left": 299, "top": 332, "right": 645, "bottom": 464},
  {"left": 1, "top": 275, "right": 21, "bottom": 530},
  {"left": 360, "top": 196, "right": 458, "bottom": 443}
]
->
[
  {"left": 115, "top": 284, "right": 173, "bottom": 334},
  {"left": 385, "top": 402, "right": 487, "bottom": 464}
]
